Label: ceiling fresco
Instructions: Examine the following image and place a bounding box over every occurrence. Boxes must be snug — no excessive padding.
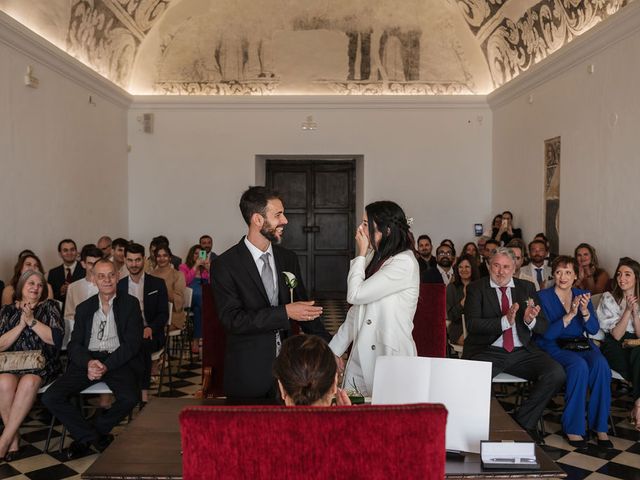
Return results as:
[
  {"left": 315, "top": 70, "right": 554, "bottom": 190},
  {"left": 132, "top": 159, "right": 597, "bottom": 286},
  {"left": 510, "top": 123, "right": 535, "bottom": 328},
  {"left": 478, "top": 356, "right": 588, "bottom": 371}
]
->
[{"left": 0, "top": 0, "right": 631, "bottom": 95}]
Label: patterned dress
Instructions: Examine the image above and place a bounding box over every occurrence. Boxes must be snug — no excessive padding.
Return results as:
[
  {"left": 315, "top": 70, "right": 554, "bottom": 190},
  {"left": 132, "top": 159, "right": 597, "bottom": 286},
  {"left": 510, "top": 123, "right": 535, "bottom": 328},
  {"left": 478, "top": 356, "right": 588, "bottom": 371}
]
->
[{"left": 0, "top": 300, "right": 64, "bottom": 384}]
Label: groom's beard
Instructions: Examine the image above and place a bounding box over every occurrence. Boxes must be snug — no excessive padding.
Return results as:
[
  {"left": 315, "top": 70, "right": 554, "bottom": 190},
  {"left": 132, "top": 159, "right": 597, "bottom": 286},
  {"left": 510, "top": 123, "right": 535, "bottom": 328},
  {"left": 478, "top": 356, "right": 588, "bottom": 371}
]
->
[{"left": 261, "top": 221, "right": 285, "bottom": 244}]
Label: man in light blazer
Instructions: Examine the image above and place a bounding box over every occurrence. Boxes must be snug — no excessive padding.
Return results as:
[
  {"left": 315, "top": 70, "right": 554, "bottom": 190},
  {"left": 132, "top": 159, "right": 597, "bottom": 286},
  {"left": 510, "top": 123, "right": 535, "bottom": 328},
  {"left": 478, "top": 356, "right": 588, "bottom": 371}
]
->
[
  {"left": 43, "top": 259, "right": 143, "bottom": 459},
  {"left": 520, "top": 239, "right": 553, "bottom": 290},
  {"left": 463, "top": 247, "right": 565, "bottom": 443},
  {"left": 212, "top": 186, "right": 331, "bottom": 399},
  {"left": 117, "top": 243, "right": 169, "bottom": 402}
]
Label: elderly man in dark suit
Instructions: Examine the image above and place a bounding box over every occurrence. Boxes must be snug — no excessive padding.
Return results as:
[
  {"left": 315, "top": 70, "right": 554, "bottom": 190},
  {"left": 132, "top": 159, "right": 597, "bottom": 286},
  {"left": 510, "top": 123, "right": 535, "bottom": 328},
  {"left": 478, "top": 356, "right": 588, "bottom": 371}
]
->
[
  {"left": 212, "top": 186, "right": 331, "bottom": 400},
  {"left": 43, "top": 259, "right": 143, "bottom": 459},
  {"left": 463, "top": 247, "right": 565, "bottom": 443}
]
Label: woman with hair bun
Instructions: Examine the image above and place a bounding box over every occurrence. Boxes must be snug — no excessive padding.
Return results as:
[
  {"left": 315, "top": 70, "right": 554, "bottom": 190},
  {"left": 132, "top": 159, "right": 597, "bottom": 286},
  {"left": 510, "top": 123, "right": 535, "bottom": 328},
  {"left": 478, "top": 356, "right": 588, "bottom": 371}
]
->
[
  {"left": 329, "top": 200, "right": 420, "bottom": 396},
  {"left": 273, "top": 335, "right": 350, "bottom": 406}
]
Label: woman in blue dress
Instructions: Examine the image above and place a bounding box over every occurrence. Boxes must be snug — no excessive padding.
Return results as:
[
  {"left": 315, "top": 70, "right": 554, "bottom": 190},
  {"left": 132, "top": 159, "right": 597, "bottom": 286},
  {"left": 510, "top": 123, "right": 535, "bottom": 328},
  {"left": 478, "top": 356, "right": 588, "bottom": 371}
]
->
[{"left": 536, "top": 255, "right": 612, "bottom": 449}]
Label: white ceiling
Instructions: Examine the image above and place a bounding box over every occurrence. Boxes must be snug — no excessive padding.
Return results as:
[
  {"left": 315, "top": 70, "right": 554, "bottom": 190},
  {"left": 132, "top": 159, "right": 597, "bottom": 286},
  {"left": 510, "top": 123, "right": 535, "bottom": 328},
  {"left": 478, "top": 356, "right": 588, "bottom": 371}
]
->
[{"left": 0, "top": 0, "right": 631, "bottom": 95}]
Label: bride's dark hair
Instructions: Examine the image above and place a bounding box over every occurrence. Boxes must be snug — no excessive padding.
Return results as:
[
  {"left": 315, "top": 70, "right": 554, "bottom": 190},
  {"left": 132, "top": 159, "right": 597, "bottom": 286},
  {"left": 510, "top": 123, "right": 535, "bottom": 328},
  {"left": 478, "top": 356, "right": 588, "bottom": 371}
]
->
[{"left": 364, "top": 201, "right": 415, "bottom": 278}]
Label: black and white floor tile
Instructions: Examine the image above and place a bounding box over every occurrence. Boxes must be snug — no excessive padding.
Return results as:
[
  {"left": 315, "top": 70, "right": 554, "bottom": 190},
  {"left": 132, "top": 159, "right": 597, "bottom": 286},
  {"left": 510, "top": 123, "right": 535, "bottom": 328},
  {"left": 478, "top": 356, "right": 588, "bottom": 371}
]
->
[{"left": 2, "top": 302, "right": 639, "bottom": 479}]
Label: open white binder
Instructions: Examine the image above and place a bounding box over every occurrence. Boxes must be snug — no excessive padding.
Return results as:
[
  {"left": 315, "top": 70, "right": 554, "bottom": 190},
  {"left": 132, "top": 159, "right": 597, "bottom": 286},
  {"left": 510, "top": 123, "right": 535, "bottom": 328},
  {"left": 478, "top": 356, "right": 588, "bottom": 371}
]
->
[{"left": 371, "top": 356, "right": 492, "bottom": 453}]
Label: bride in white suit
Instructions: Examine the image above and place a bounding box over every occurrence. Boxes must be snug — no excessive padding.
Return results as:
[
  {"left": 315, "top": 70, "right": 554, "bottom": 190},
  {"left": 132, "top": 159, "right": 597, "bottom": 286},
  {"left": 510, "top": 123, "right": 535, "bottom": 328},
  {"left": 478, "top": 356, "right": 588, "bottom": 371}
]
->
[{"left": 329, "top": 201, "right": 420, "bottom": 396}]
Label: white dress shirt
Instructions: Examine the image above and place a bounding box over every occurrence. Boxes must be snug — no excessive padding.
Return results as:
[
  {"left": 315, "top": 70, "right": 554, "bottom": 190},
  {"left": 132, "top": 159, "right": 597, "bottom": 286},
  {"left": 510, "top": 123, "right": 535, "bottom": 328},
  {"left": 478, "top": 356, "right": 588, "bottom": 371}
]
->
[
  {"left": 437, "top": 265, "right": 453, "bottom": 285},
  {"left": 128, "top": 273, "right": 146, "bottom": 323},
  {"left": 88, "top": 295, "right": 120, "bottom": 352},
  {"left": 489, "top": 278, "right": 536, "bottom": 348},
  {"left": 243, "top": 237, "right": 279, "bottom": 299}
]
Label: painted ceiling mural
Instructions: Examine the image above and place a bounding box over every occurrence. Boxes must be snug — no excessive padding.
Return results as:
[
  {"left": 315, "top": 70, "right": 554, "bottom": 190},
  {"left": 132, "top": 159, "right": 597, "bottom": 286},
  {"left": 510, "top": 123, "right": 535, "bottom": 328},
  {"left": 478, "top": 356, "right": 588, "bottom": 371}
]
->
[{"left": 0, "top": 0, "right": 631, "bottom": 95}]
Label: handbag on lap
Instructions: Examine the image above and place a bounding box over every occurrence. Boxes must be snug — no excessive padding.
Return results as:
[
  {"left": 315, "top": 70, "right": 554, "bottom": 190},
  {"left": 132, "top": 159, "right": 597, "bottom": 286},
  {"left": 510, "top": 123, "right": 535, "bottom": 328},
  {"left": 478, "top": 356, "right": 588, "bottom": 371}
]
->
[{"left": 0, "top": 350, "right": 45, "bottom": 372}]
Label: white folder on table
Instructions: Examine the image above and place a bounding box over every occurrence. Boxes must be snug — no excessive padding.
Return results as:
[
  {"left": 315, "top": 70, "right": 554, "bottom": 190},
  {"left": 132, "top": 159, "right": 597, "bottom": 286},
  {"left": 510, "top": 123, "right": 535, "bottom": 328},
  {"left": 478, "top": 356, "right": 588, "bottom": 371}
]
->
[{"left": 372, "top": 356, "right": 492, "bottom": 454}]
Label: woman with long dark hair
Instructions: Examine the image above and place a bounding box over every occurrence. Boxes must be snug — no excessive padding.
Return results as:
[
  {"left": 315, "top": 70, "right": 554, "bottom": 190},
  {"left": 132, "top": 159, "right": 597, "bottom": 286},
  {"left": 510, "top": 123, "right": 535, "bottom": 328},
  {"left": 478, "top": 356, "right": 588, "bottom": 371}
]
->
[
  {"left": 596, "top": 257, "right": 640, "bottom": 430},
  {"left": 446, "top": 254, "right": 480, "bottom": 345},
  {"left": 574, "top": 243, "right": 610, "bottom": 294},
  {"left": 329, "top": 201, "right": 419, "bottom": 396}
]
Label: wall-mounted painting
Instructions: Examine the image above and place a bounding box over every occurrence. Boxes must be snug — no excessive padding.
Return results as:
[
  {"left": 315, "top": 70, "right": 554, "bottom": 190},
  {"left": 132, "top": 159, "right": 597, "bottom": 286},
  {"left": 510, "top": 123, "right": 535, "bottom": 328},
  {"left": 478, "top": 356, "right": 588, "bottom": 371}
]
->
[{"left": 544, "top": 137, "right": 560, "bottom": 255}]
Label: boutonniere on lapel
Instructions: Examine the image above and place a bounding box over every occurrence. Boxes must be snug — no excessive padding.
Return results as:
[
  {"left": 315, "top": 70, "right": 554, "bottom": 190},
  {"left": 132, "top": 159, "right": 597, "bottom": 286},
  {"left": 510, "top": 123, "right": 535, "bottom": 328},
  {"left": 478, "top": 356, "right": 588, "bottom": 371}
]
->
[{"left": 283, "top": 272, "right": 298, "bottom": 303}]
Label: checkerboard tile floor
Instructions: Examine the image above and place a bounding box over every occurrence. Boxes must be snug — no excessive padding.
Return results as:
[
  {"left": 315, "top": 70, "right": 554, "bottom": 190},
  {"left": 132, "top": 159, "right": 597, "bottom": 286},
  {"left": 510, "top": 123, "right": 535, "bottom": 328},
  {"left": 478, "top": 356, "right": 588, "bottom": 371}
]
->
[{"left": 1, "top": 301, "right": 639, "bottom": 479}]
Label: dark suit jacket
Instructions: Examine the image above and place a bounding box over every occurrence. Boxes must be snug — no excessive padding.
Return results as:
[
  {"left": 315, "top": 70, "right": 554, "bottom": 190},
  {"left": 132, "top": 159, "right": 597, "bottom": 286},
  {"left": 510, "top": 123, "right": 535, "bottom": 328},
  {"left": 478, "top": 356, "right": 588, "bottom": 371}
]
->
[
  {"left": 67, "top": 293, "right": 143, "bottom": 374},
  {"left": 462, "top": 276, "right": 547, "bottom": 359},
  {"left": 117, "top": 275, "right": 169, "bottom": 345},
  {"left": 48, "top": 263, "right": 86, "bottom": 303},
  {"left": 421, "top": 266, "right": 444, "bottom": 284},
  {"left": 212, "top": 238, "right": 331, "bottom": 398}
]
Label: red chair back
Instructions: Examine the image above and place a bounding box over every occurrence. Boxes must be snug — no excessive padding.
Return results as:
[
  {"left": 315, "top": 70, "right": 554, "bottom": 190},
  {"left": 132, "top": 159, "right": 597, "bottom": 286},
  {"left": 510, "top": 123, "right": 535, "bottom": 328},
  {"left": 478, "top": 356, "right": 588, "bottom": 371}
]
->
[
  {"left": 412, "top": 283, "right": 447, "bottom": 357},
  {"left": 180, "top": 403, "right": 447, "bottom": 480},
  {"left": 201, "top": 284, "right": 225, "bottom": 397}
]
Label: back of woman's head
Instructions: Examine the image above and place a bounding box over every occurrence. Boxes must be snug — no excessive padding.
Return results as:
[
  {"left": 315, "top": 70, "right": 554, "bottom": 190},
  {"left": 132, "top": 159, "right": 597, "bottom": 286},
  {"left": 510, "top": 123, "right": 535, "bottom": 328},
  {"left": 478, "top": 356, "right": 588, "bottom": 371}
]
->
[
  {"left": 273, "top": 335, "right": 337, "bottom": 406},
  {"left": 365, "top": 201, "right": 414, "bottom": 274},
  {"left": 612, "top": 257, "right": 640, "bottom": 302}
]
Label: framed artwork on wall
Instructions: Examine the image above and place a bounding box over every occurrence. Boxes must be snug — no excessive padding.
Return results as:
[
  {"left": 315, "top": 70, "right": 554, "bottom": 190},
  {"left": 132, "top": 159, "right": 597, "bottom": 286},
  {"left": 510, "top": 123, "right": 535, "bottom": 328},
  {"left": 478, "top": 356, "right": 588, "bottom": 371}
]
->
[{"left": 544, "top": 137, "right": 561, "bottom": 255}]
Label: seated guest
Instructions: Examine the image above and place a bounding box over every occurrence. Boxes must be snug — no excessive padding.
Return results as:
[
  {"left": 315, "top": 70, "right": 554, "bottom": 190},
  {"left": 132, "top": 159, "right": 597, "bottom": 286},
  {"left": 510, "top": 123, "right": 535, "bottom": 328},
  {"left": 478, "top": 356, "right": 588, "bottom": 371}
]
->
[
  {"left": 506, "top": 239, "right": 527, "bottom": 279},
  {"left": 492, "top": 211, "right": 522, "bottom": 245},
  {"left": 478, "top": 239, "right": 500, "bottom": 277},
  {"left": 274, "top": 335, "right": 350, "bottom": 406},
  {"left": 2, "top": 254, "right": 54, "bottom": 306},
  {"left": 533, "top": 233, "right": 557, "bottom": 263},
  {"left": 43, "top": 259, "right": 143, "bottom": 459},
  {"left": 151, "top": 244, "right": 186, "bottom": 331},
  {"left": 145, "top": 236, "right": 182, "bottom": 272},
  {"left": 461, "top": 242, "right": 481, "bottom": 266},
  {"left": 446, "top": 254, "right": 480, "bottom": 345},
  {"left": 463, "top": 247, "right": 565, "bottom": 443},
  {"left": 179, "top": 245, "right": 210, "bottom": 354},
  {"left": 440, "top": 239, "right": 456, "bottom": 253},
  {"left": 64, "top": 246, "right": 103, "bottom": 324},
  {"left": 199, "top": 234, "right": 218, "bottom": 261},
  {"left": 97, "top": 236, "right": 112, "bottom": 259},
  {"left": 0, "top": 270, "right": 64, "bottom": 460},
  {"left": 491, "top": 214, "right": 503, "bottom": 235},
  {"left": 118, "top": 243, "right": 169, "bottom": 403},
  {"left": 536, "top": 256, "right": 612, "bottom": 448},
  {"left": 477, "top": 236, "right": 490, "bottom": 262},
  {"left": 416, "top": 234, "right": 437, "bottom": 273},
  {"left": 520, "top": 240, "right": 552, "bottom": 290},
  {"left": 47, "top": 239, "right": 85, "bottom": 309},
  {"left": 574, "top": 243, "right": 611, "bottom": 294},
  {"left": 111, "top": 238, "right": 129, "bottom": 279},
  {"left": 422, "top": 244, "right": 455, "bottom": 285},
  {"left": 596, "top": 257, "right": 640, "bottom": 430}
]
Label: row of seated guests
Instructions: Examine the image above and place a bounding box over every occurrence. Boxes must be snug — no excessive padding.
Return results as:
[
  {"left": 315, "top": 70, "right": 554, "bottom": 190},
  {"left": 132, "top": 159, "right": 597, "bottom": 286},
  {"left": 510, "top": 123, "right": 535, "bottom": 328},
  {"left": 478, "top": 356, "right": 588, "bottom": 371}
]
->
[
  {"left": 459, "top": 246, "right": 640, "bottom": 450},
  {"left": 0, "top": 233, "right": 215, "bottom": 460}
]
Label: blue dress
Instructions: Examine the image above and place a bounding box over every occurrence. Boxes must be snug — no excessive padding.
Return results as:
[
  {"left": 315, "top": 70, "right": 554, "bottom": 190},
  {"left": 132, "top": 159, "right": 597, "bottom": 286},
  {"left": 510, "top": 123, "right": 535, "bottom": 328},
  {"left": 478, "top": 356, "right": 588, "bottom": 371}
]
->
[{"left": 536, "top": 287, "right": 611, "bottom": 436}]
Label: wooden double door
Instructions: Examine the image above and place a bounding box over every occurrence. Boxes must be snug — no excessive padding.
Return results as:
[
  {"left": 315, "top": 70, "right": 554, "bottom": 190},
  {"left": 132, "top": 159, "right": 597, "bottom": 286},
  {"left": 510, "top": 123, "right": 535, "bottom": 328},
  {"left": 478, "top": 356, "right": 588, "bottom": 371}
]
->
[{"left": 266, "top": 159, "right": 355, "bottom": 299}]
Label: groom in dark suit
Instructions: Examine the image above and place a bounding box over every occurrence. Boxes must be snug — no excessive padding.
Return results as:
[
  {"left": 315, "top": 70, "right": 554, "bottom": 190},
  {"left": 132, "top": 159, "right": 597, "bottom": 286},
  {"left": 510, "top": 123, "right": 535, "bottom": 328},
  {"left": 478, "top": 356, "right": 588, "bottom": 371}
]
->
[
  {"left": 212, "top": 186, "right": 331, "bottom": 399},
  {"left": 463, "top": 247, "right": 565, "bottom": 442}
]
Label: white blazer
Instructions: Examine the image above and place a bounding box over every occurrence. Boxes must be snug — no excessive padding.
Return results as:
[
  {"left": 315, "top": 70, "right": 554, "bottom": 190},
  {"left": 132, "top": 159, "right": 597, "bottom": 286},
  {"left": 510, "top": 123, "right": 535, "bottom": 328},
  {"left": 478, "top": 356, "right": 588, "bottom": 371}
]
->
[{"left": 329, "top": 249, "right": 419, "bottom": 396}]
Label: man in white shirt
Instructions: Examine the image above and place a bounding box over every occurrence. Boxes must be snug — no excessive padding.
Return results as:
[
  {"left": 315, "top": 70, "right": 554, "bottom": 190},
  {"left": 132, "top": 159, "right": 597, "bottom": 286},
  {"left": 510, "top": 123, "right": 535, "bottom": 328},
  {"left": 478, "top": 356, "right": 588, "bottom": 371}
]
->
[
  {"left": 462, "top": 247, "right": 565, "bottom": 443},
  {"left": 43, "top": 259, "right": 143, "bottom": 459},
  {"left": 520, "top": 240, "right": 553, "bottom": 290}
]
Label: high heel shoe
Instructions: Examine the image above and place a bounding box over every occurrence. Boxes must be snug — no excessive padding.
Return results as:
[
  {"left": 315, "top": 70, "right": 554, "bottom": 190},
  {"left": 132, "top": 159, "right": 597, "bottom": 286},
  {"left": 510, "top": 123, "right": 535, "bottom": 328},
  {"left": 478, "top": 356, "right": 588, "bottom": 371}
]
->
[
  {"left": 563, "top": 433, "right": 587, "bottom": 449},
  {"left": 4, "top": 448, "right": 20, "bottom": 462}
]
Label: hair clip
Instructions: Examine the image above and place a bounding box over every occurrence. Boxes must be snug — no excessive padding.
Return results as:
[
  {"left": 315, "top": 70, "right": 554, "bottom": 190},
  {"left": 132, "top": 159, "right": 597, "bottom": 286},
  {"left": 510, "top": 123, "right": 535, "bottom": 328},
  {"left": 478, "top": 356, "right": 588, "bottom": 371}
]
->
[{"left": 406, "top": 217, "right": 414, "bottom": 227}]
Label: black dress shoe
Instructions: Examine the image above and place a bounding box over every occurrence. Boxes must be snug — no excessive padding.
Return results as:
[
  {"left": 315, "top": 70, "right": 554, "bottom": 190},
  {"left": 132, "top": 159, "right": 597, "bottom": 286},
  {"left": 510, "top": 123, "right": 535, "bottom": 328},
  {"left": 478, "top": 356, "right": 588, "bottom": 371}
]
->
[
  {"left": 563, "top": 434, "right": 587, "bottom": 449},
  {"left": 64, "top": 441, "right": 93, "bottom": 460},
  {"left": 94, "top": 434, "right": 114, "bottom": 452},
  {"left": 4, "top": 448, "right": 21, "bottom": 462},
  {"left": 596, "top": 438, "right": 614, "bottom": 449}
]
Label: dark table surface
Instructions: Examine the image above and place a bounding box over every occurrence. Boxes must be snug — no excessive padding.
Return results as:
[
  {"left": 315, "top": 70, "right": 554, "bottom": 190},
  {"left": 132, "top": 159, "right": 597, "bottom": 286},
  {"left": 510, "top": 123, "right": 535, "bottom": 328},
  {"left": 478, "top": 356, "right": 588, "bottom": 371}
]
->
[{"left": 83, "top": 397, "right": 566, "bottom": 479}]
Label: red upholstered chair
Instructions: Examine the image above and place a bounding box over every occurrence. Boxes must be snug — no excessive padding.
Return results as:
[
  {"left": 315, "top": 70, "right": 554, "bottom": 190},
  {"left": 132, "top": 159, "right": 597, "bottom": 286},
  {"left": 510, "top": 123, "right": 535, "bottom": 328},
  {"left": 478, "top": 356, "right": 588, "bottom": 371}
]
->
[
  {"left": 199, "top": 283, "right": 226, "bottom": 397},
  {"left": 412, "top": 283, "right": 447, "bottom": 358},
  {"left": 180, "top": 403, "right": 447, "bottom": 480}
]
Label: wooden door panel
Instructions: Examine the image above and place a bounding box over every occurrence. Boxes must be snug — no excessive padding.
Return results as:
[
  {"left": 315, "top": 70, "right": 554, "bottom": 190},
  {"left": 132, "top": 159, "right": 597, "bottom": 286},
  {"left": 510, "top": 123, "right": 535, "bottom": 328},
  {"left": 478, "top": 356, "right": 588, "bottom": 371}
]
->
[
  {"left": 315, "top": 213, "right": 350, "bottom": 250},
  {"left": 282, "top": 213, "right": 308, "bottom": 251},
  {"left": 314, "top": 171, "right": 350, "bottom": 208},
  {"left": 272, "top": 171, "right": 307, "bottom": 209}
]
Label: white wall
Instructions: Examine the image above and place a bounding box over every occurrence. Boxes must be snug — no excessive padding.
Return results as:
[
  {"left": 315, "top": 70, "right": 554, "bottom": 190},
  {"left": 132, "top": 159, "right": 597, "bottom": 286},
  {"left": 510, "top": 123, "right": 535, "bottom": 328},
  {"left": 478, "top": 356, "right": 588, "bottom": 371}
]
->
[
  {"left": 490, "top": 4, "right": 640, "bottom": 273},
  {"left": 0, "top": 13, "right": 130, "bottom": 280},
  {"left": 128, "top": 97, "right": 493, "bottom": 259}
]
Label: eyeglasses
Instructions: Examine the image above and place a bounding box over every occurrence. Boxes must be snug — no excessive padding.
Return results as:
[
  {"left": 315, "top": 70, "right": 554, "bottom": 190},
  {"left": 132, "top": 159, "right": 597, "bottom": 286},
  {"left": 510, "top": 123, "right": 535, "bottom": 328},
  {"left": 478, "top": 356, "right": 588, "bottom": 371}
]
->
[
  {"left": 438, "top": 252, "right": 453, "bottom": 257},
  {"left": 97, "top": 320, "right": 107, "bottom": 341}
]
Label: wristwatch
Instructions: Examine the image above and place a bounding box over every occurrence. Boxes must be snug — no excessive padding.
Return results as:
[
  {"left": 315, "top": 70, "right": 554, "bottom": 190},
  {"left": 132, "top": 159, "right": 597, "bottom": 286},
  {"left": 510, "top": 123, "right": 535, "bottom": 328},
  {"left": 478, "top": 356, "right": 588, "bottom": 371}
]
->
[{"left": 29, "top": 318, "right": 37, "bottom": 328}]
